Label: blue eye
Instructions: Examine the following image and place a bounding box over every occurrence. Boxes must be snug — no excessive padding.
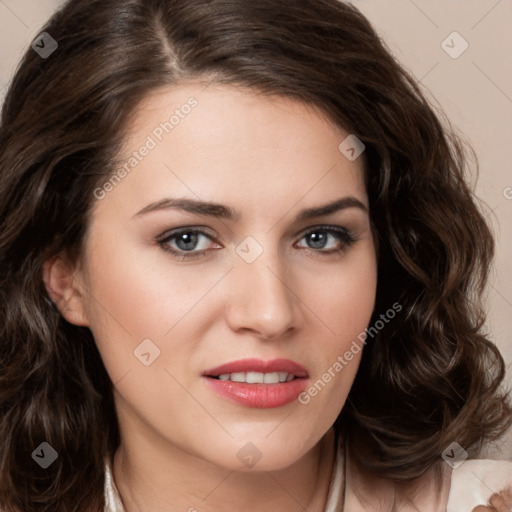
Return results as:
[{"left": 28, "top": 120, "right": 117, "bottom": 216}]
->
[
  {"left": 158, "top": 229, "right": 218, "bottom": 259},
  {"left": 296, "top": 226, "right": 356, "bottom": 253},
  {"left": 157, "top": 225, "right": 356, "bottom": 260}
]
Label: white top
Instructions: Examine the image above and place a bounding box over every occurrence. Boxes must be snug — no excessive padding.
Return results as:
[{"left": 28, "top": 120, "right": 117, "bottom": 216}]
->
[
  {"left": 104, "top": 440, "right": 512, "bottom": 511},
  {"left": 446, "top": 458, "right": 512, "bottom": 510}
]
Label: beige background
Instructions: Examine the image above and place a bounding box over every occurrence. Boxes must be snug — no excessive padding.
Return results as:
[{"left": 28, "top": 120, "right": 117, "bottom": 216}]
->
[{"left": 1, "top": 0, "right": 510, "bottom": 457}]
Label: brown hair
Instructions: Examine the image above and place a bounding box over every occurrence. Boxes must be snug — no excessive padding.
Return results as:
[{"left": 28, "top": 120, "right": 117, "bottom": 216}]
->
[{"left": 1, "top": 0, "right": 510, "bottom": 509}]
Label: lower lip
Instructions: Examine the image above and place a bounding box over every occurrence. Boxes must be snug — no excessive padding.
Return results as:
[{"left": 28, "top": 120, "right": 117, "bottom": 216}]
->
[{"left": 203, "top": 376, "right": 308, "bottom": 408}]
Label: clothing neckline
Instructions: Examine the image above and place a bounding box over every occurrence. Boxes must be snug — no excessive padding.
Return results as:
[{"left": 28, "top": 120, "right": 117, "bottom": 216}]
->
[{"left": 324, "top": 429, "right": 346, "bottom": 511}]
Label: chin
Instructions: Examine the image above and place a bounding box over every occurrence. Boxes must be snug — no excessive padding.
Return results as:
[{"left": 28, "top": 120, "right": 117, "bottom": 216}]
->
[{"left": 198, "top": 433, "right": 317, "bottom": 473}]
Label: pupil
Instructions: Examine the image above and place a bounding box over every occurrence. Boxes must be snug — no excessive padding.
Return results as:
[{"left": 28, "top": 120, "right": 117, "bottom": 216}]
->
[
  {"left": 177, "top": 232, "right": 198, "bottom": 251},
  {"left": 309, "top": 232, "right": 326, "bottom": 249}
]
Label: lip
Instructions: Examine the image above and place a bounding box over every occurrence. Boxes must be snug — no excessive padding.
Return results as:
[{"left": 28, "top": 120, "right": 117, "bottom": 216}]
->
[
  {"left": 202, "top": 358, "right": 309, "bottom": 409},
  {"left": 202, "top": 358, "right": 309, "bottom": 378}
]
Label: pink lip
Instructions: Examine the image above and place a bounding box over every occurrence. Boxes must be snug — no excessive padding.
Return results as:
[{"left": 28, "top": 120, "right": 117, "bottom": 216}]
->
[
  {"left": 202, "top": 358, "right": 309, "bottom": 409},
  {"left": 203, "top": 358, "right": 309, "bottom": 378}
]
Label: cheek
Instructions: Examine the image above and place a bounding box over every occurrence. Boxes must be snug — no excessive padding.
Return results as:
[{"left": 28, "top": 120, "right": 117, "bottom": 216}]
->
[
  {"left": 78, "top": 234, "right": 168, "bottom": 381},
  {"left": 307, "top": 243, "right": 377, "bottom": 346},
  {"left": 82, "top": 233, "right": 203, "bottom": 334},
  {"left": 296, "top": 243, "right": 377, "bottom": 414},
  {"left": 79, "top": 231, "right": 230, "bottom": 383}
]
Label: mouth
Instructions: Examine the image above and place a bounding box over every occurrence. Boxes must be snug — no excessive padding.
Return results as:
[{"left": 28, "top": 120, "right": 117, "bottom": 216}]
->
[
  {"left": 208, "top": 371, "right": 299, "bottom": 384},
  {"left": 202, "top": 358, "right": 309, "bottom": 408}
]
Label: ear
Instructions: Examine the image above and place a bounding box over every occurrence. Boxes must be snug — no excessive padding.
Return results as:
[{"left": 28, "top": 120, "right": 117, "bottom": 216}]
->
[{"left": 42, "top": 254, "right": 89, "bottom": 326}]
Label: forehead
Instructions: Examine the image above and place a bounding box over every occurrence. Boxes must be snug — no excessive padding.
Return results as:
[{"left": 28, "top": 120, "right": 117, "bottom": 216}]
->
[{"left": 92, "top": 82, "right": 368, "bottom": 220}]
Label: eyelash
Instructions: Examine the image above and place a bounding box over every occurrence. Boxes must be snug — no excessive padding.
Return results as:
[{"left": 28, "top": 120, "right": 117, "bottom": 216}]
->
[{"left": 157, "top": 225, "right": 357, "bottom": 261}]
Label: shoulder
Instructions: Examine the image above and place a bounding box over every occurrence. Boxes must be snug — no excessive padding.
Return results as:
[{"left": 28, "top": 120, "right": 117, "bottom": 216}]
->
[
  {"left": 447, "top": 459, "right": 512, "bottom": 512},
  {"left": 343, "top": 445, "right": 511, "bottom": 512}
]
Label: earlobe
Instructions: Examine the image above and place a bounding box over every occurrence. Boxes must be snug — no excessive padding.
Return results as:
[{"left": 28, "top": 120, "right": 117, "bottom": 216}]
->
[{"left": 42, "top": 254, "right": 89, "bottom": 327}]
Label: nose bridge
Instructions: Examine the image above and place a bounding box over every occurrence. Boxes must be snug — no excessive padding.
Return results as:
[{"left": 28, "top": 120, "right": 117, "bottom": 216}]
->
[{"left": 227, "top": 237, "right": 301, "bottom": 338}]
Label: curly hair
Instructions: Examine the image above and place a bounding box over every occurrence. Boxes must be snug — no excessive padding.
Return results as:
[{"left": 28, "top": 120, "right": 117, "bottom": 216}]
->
[{"left": 0, "top": 0, "right": 510, "bottom": 510}]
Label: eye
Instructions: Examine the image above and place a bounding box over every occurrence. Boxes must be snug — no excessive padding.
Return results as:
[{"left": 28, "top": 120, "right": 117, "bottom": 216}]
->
[
  {"left": 295, "top": 226, "right": 356, "bottom": 254},
  {"left": 157, "top": 228, "right": 220, "bottom": 259}
]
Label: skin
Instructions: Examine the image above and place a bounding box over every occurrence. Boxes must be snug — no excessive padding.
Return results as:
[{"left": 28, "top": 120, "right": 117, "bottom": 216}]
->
[{"left": 43, "top": 82, "right": 379, "bottom": 511}]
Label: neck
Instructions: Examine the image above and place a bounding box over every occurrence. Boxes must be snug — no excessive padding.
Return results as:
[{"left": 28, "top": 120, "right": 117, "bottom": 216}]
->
[{"left": 112, "top": 427, "right": 337, "bottom": 512}]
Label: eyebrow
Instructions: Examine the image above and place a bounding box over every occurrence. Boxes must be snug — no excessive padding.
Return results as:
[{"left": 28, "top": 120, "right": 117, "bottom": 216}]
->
[{"left": 133, "top": 196, "right": 368, "bottom": 221}]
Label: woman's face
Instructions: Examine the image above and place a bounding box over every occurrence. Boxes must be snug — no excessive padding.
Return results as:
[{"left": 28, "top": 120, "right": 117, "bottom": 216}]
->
[{"left": 72, "top": 83, "right": 377, "bottom": 471}]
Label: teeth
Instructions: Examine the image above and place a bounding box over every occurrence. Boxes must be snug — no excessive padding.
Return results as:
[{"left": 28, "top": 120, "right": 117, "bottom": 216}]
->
[
  {"left": 263, "top": 372, "right": 279, "bottom": 384},
  {"left": 246, "top": 371, "right": 264, "bottom": 383},
  {"left": 216, "top": 372, "right": 296, "bottom": 384}
]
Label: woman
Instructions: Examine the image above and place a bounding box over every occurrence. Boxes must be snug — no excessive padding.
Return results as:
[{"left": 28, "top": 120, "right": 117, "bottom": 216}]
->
[{"left": 0, "top": 0, "right": 511, "bottom": 511}]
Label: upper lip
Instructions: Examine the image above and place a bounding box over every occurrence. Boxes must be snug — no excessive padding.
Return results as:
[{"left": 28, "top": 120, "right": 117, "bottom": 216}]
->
[{"left": 203, "top": 358, "right": 309, "bottom": 378}]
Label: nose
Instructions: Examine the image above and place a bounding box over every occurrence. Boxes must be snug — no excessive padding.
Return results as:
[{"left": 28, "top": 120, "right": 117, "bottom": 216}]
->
[{"left": 224, "top": 252, "right": 304, "bottom": 340}]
